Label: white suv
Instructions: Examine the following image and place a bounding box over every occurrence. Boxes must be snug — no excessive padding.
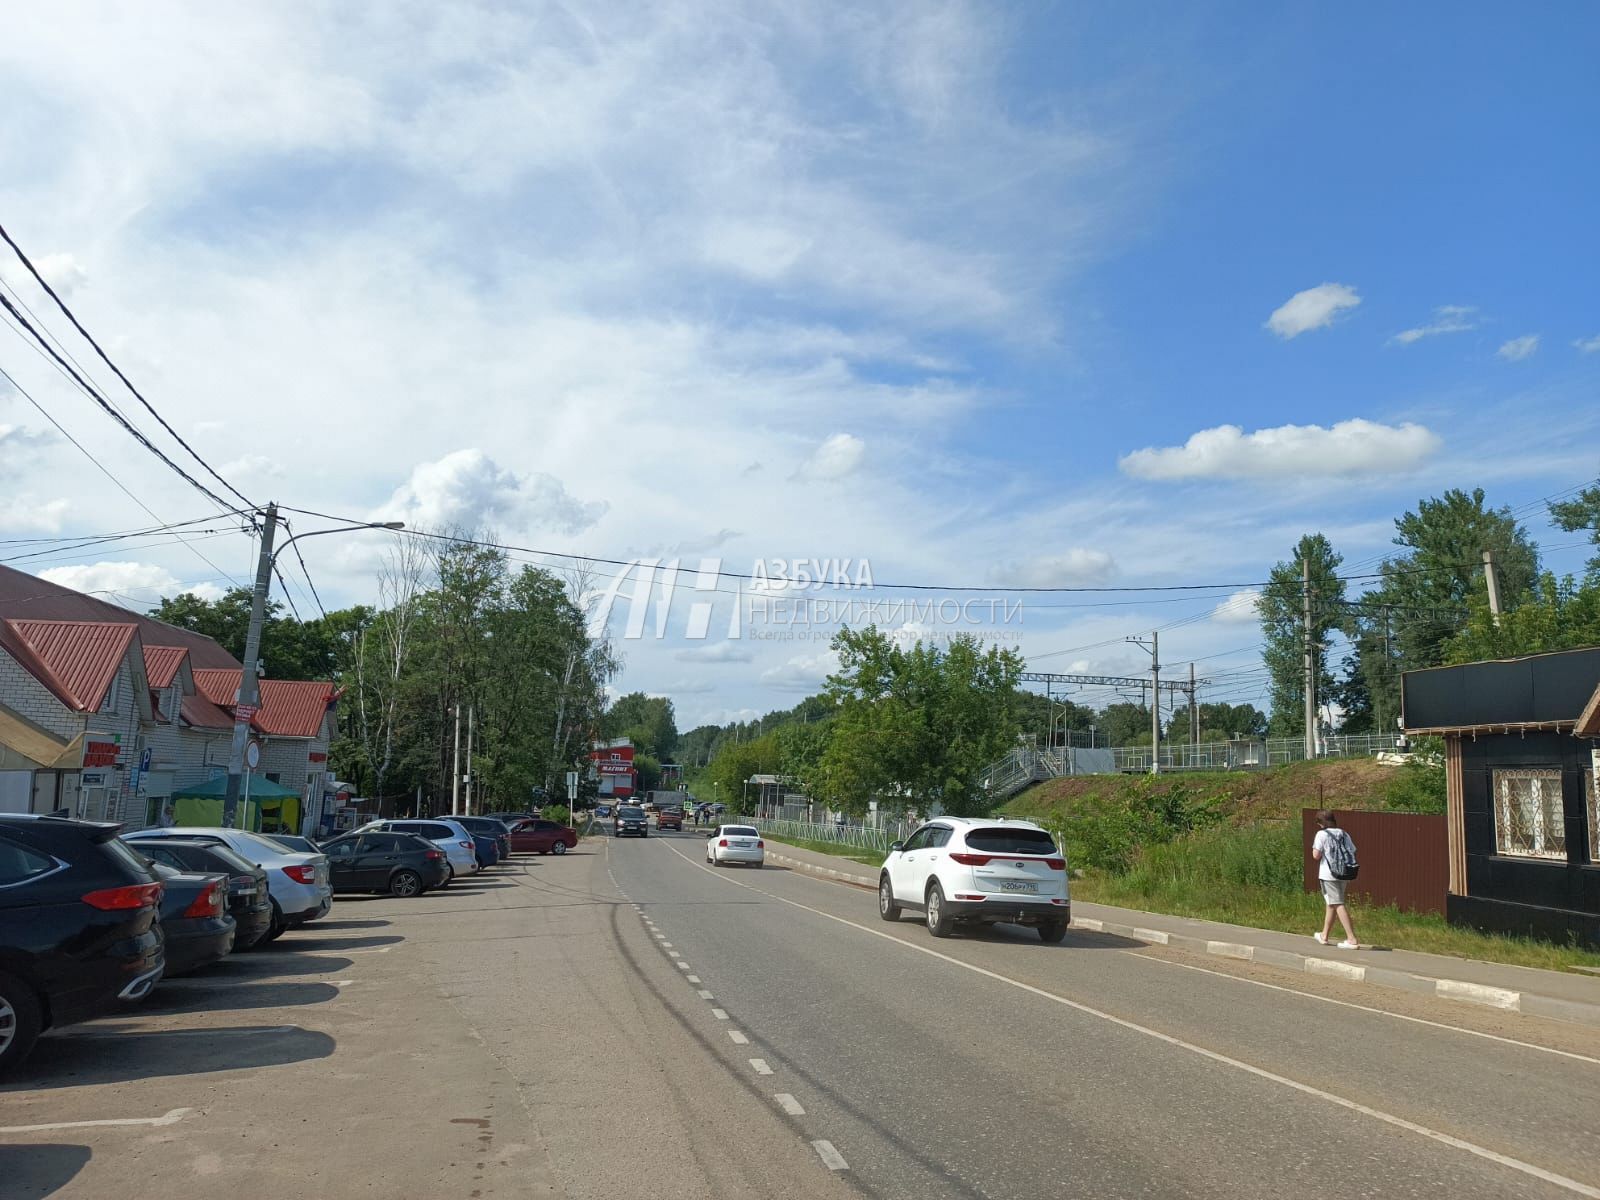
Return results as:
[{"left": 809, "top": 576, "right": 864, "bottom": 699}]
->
[{"left": 877, "top": 817, "right": 1071, "bottom": 942}]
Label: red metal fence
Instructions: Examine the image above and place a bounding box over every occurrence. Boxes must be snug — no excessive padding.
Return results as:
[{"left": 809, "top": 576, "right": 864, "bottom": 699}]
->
[{"left": 1301, "top": 809, "right": 1448, "bottom": 915}]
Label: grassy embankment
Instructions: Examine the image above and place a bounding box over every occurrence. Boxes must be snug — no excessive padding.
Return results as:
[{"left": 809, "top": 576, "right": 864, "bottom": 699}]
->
[{"left": 1004, "top": 760, "right": 1600, "bottom": 974}]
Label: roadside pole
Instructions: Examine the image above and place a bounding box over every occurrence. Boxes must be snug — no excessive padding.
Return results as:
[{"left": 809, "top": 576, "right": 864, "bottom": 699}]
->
[
  {"left": 1150, "top": 631, "right": 1160, "bottom": 775},
  {"left": 451, "top": 704, "right": 461, "bottom": 816},
  {"left": 223, "top": 503, "right": 278, "bottom": 829},
  {"left": 465, "top": 704, "right": 475, "bottom": 816},
  {"left": 1482, "top": 549, "right": 1503, "bottom": 625},
  {"left": 1302, "top": 556, "right": 1316, "bottom": 762}
]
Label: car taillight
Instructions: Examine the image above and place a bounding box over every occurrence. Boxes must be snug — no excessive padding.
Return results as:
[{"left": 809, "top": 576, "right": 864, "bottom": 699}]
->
[
  {"left": 756, "top": 840, "right": 764, "bottom": 849},
  {"left": 82, "top": 882, "right": 163, "bottom": 910},
  {"left": 718, "top": 839, "right": 728, "bottom": 847},
  {"left": 425, "top": 850, "right": 443, "bottom": 861},
  {"left": 183, "top": 881, "right": 226, "bottom": 919},
  {"left": 949, "top": 853, "right": 991, "bottom": 866},
  {"left": 1046, "top": 858, "right": 1066, "bottom": 871},
  {"left": 281, "top": 864, "right": 316, "bottom": 884},
  {"left": 460, "top": 841, "right": 473, "bottom": 850}
]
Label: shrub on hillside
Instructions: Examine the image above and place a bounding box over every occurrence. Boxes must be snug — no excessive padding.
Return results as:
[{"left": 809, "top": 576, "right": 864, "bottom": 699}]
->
[
  {"left": 1381, "top": 757, "right": 1446, "bottom": 814},
  {"left": 1044, "top": 776, "right": 1227, "bottom": 873},
  {"left": 1121, "top": 822, "right": 1302, "bottom": 896}
]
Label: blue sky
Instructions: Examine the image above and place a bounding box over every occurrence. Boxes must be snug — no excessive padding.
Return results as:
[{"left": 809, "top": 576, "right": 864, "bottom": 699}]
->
[{"left": 0, "top": 2, "right": 1596, "bottom": 725}]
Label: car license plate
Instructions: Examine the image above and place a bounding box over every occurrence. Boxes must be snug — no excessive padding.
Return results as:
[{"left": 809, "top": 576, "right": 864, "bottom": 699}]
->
[
  {"left": 734, "top": 840, "right": 754, "bottom": 848},
  {"left": 998, "top": 881, "right": 1037, "bottom": 893}
]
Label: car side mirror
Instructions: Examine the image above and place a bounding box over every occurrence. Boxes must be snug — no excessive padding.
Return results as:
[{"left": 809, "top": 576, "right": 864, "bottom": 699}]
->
[
  {"left": 705, "top": 831, "right": 714, "bottom": 839},
  {"left": 889, "top": 841, "right": 904, "bottom": 853}
]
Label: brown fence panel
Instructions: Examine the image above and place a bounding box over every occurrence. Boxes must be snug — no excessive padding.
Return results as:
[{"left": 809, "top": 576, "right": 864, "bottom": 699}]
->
[{"left": 1302, "top": 809, "right": 1448, "bottom": 914}]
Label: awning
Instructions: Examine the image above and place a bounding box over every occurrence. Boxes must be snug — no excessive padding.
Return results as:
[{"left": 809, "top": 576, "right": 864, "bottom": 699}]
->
[
  {"left": 172, "top": 772, "right": 301, "bottom": 800},
  {"left": 0, "top": 703, "right": 84, "bottom": 770}
]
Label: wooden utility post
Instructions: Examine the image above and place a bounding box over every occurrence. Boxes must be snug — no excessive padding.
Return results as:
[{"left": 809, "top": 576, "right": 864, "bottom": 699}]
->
[
  {"left": 1482, "top": 549, "right": 1503, "bottom": 626},
  {"left": 1302, "top": 556, "right": 1316, "bottom": 762}
]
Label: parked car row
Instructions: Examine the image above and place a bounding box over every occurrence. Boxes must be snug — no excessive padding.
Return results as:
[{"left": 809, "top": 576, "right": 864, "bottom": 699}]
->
[{"left": 0, "top": 809, "right": 579, "bottom": 1075}]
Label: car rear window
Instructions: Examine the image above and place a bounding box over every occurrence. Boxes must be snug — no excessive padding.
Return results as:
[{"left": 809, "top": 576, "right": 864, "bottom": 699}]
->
[
  {"left": 234, "top": 831, "right": 300, "bottom": 859},
  {"left": 397, "top": 822, "right": 453, "bottom": 839},
  {"left": 0, "top": 836, "right": 58, "bottom": 885},
  {"left": 963, "top": 827, "right": 1057, "bottom": 855},
  {"left": 724, "top": 826, "right": 759, "bottom": 838}
]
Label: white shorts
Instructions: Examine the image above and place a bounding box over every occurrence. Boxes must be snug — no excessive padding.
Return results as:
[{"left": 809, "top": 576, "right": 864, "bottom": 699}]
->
[{"left": 1320, "top": 878, "right": 1348, "bottom": 906}]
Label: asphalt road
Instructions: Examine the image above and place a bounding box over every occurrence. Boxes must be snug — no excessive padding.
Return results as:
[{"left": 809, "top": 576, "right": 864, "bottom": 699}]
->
[{"left": 3, "top": 831, "right": 1597, "bottom": 1199}]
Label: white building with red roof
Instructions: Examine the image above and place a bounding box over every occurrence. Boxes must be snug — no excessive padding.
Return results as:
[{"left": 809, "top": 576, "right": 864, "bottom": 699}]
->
[{"left": 0, "top": 564, "right": 339, "bottom": 832}]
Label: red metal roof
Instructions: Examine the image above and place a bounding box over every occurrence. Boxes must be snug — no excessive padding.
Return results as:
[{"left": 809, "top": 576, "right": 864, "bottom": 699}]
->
[
  {"left": 180, "top": 692, "right": 236, "bottom": 731},
  {"left": 143, "top": 644, "right": 188, "bottom": 689},
  {"left": 0, "top": 563, "right": 239, "bottom": 669},
  {"left": 192, "top": 668, "right": 337, "bottom": 738},
  {"left": 3, "top": 619, "right": 138, "bottom": 712}
]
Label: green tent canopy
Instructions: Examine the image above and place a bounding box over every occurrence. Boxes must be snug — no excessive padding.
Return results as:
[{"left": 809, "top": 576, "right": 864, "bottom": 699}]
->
[{"left": 169, "top": 773, "right": 302, "bottom": 833}]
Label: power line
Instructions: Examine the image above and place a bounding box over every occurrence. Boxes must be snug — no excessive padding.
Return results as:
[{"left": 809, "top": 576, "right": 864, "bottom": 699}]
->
[
  {"left": 280, "top": 518, "right": 328, "bottom": 620},
  {"left": 0, "top": 220, "right": 254, "bottom": 509}
]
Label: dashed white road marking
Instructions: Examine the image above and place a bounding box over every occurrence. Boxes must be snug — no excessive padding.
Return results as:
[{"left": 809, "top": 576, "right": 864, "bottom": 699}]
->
[
  {"left": 658, "top": 838, "right": 1600, "bottom": 1200},
  {"left": 775, "top": 1094, "right": 806, "bottom": 1116},
  {"left": 712, "top": 1008, "right": 729, "bottom": 1020},
  {"left": 0, "top": 1108, "right": 194, "bottom": 1134},
  {"left": 811, "top": 1140, "right": 849, "bottom": 1171},
  {"left": 749, "top": 1058, "right": 773, "bottom": 1075},
  {"left": 686, "top": 974, "right": 701, "bottom": 984},
  {"left": 727, "top": 1030, "right": 749, "bottom": 1044},
  {"left": 668, "top": 951, "right": 681, "bottom": 958},
  {"left": 697, "top": 989, "right": 714, "bottom": 1000},
  {"left": 676, "top": 962, "right": 691, "bottom": 971}
]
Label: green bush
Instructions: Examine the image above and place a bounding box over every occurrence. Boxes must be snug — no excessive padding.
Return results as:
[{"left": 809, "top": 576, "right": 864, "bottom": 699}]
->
[
  {"left": 1381, "top": 758, "right": 1446, "bottom": 814},
  {"left": 1043, "top": 776, "right": 1228, "bottom": 874},
  {"left": 1122, "top": 822, "right": 1302, "bottom": 895},
  {"left": 542, "top": 804, "right": 571, "bottom": 826}
]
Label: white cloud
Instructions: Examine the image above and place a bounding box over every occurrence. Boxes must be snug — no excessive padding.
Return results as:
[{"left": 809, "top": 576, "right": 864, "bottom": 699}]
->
[
  {"left": 0, "top": 251, "right": 87, "bottom": 298},
  {"left": 675, "top": 641, "right": 755, "bottom": 664},
  {"left": 37, "top": 560, "right": 223, "bottom": 603},
  {"left": 0, "top": 423, "right": 58, "bottom": 464},
  {"left": 1265, "top": 283, "right": 1361, "bottom": 339},
  {"left": 0, "top": 496, "right": 69, "bottom": 532},
  {"left": 1119, "top": 419, "right": 1440, "bottom": 481},
  {"left": 1390, "top": 305, "right": 1480, "bottom": 345},
  {"left": 1211, "top": 589, "right": 1263, "bottom": 624},
  {"left": 1498, "top": 334, "right": 1540, "bottom": 361},
  {"left": 989, "top": 549, "right": 1116, "bottom": 588},
  {"left": 760, "top": 649, "right": 840, "bottom": 692},
  {"left": 795, "top": 433, "right": 866, "bottom": 481},
  {"left": 378, "top": 449, "right": 606, "bottom": 535},
  {"left": 221, "top": 453, "right": 283, "bottom": 479},
  {"left": 1575, "top": 334, "right": 1600, "bottom": 354}
]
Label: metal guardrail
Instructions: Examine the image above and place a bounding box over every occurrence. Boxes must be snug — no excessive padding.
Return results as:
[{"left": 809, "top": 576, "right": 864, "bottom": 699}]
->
[{"left": 751, "top": 817, "right": 909, "bottom": 857}]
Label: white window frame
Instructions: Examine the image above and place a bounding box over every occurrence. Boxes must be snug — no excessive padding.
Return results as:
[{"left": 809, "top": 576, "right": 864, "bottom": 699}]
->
[
  {"left": 1492, "top": 768, "right": 1566, "bottom": 861},
  {"left": 1586, "top": 765, "right": 1598, "bottom": 865}
]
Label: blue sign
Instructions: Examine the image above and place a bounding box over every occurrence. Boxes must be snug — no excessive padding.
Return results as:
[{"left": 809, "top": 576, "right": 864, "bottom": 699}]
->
[{"left": 140, "top": 748, "right": 152, "bottom": 772}]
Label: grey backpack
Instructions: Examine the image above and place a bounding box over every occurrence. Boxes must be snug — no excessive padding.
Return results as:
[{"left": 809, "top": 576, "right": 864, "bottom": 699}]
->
[{"left": 1324, "top": 829, "right": 1359, "bottom": 881}]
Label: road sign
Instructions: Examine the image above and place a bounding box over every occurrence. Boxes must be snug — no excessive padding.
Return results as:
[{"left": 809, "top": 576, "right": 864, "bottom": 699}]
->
[
  {"left": 566, "top": 770, "right": 579, "bottom": 801},
  {"left": 245, "top": 741, "right": 261, "bottom": 770},
  {"left": 235, "top": 703, "right": 259, "bottom": 722},
  {"left": 140, "top": 747, "right": 152, "bottom": 772}
]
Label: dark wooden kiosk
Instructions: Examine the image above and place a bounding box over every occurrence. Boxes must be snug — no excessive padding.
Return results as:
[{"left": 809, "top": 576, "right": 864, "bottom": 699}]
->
[{"left": 1401, "top": 646, "right": 1600, "bottom": 948}]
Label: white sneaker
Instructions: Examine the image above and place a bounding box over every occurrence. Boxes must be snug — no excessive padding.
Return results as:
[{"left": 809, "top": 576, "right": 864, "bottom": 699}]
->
[
  {"left": 1337, "top": 940, "right": 1359, "bottom": 949},
  {"left": 1312, "top": 931, "right": 1327, "bottom": 945}
]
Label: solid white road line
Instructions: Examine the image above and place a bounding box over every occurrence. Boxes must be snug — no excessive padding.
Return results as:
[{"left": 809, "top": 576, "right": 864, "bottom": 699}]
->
[
  {"left": 1125, "top": 952, "right": 1600, "bottom": 1066},
  {"left": 811, "top": 1139, "right": 849, "bottom": 1171},
  {"left": 774, "top": 1093, "right": 806, "bottom": 1116},
  {"left": 728, "top": 1030, "right": 749, "bottom": 1044},
  {"left": 0, "top": 1108, "right": 194, "bottom": 1134},
  {"left": 697, "top": 989, "right": 715, "bottom": 1000},
  {"left": 659, "top": 840, "right": 1600, "bottom": 1200},
  {"left": 712, "top": 1008, "right": 729, "bottom": 1020},
  {"left": 749, "top": 1058, "right": 773, "bottom": 1075}
]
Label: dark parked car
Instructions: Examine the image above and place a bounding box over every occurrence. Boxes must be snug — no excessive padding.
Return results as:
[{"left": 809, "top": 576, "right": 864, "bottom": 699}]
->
[
  {"left": 613, "top": 806, "right": 648, "bottom": 838},
  {"left": 134, "top": 838, "right": 273, "bottom": 951},
  {"left": 148, "top": 862, "right": 235, "bottom": 975},
  {"left": 0, "top": 815, "right": 165, "bottom": 1074},
  {"left": 457, "top": 816, "right": 512, "bottom": 864},
  {"left": 506, "top": 819, "right": 578, "bottom": 855},
  {"left": 320, "top": 832, "right": 450, "bottom": 897}
]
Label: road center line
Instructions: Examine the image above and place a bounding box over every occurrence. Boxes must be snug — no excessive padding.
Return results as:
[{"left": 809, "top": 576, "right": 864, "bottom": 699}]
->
[
  {"left": 697, "top": 989, "right": 714, "bottom": 999},
  {"left": 750, "top": 1058, "right": 773, "bottom": 1075},
  {"left": 686, "top": 975, "right": 701, "bottom": 983},
  {"left": 0, "top": 1107, "right": 194, "bottom": 1134},
  {"left": 811, "top": 1139, "right": 849, "bottom": 1170},
  {"left": 712, "top": 1008, "right": 729, "bottom": 1020},
  {"left": 659, "top": 839, "right": 1600, "bottom": 1199},
  {"left": 728, "top": 1030, "right": 749, "bottom": 1044},
  {"left": 775, "top": 1093, "right": 806, "bottom": 1116}
]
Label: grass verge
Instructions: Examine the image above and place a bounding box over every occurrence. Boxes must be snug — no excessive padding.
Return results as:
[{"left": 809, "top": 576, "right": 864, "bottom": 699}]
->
[{"left": 764, "top": 836, "right": 882, "bottom": 869}]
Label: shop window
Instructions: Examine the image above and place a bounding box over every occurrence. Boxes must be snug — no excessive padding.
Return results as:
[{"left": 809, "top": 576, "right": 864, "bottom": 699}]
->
[{"left": 1492, "top": 768, "right": 1566, "bottom": 860}]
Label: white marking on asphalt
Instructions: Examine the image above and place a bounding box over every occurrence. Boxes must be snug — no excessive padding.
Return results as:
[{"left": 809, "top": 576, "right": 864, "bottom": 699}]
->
[
  {"left": 697, "top": 989, "right": 714, "bottom": 999},
  {"left": 712, "top": 1008, "right": 729, "bottom": 1020},
  {"left": 774, "top": 1093, "right": 806, "bottom": 1116},
  {"left": 728, "top": 1030, "right": 749, "bottom": 1044},
  {"left": 686, "top": 974, "right": 701, "bottom": 983},
  {"left": 676, "top": 962, "right": 691, "bottom": 970},
  {"left": 811, "top": 1140, "right": 849, "bottom": 1171},
  {"left": 749, "top": 1058, "right": 773, "bottom": 1075},
  {"left": 668, "top": 951, "right": 681, "bottom": 958},
  {"left": 0, "top": 1108, "right": 194, "bottom": 1134},
  {"left": 1125, "top": 953, "right": 1600, "bottom": 1066},
  {"left": 660, "top": 839, "right": 1600, "bottom": 1199}
]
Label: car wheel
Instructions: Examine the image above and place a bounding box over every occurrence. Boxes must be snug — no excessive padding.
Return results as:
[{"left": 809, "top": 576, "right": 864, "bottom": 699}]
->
[
  {"left": 1038, "top": 920, "right": 1069, "bottom": 944},
  {"left": 258, "top": 900, "right": 286, "bottom": 945},
  {"left": 642, "top": 830, "right": 649, "bottom": 838},
  {"left": 878, "top": 875, "right": 901, "bottom": 922},
  {"left": 0, "top": 971, "right": 43, "bottom": 1076},
  {"left": 925, "top": 882, "right": 953, "bottom": 938},
  {"left": 390, "top": 870, "right": 423, "bottom": 898},
  {"left": 552, "top": 841, "right": 568, "bottom": 856}
]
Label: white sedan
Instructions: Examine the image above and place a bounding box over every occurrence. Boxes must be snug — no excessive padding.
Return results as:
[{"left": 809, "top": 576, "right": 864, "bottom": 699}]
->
[{"left": 706, "top": 824, "right": 765, "bottom": 867}]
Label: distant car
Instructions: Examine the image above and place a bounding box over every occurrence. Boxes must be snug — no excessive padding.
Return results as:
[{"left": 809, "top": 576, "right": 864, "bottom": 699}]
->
[
  {"left": 0, "top": 815, "right": 165, "bottom": 1074},
  {"left": 355, "top": 819, "right": 479, "bottom": 882},
  {"left": 457, "top": 816, "right": 513, "bottom": 864},
  {"left": 148, "top": 862, "right": 235, "bottom": 976},
  {"left": 711, "top": 803, "right": 726, "bottom": 814},
  {"left": 489, "top": 811, "right": 539, "bottom": 827},
  {"left": 263, "top": 834, "right": 320, "bottom": 855},
  {"left": 877, "top": 817, "right": 1070, "bottom": 942},
  {"left": 134, "top": 837, "right": 273, "bottom": 951},
  {"left": 706, "top": 824, "right": 763, "bottom": 867},
  {"left": 506, "top": 819, "right": 578, "bottom": 855},
  {"left": 655, "top": 807, "right": 683, "bottom": 831},
  {"left": 320, "top": 831, "right": 449, "bottom": 897},
  {"left": 125, "top": 827, "right": 332, "bottom": 943},
  {"left": 595, "top": 805, "right": 613, "bottom": 820},
  {"left": 614, "top": 806, "right": 648, "bottom": 838}
]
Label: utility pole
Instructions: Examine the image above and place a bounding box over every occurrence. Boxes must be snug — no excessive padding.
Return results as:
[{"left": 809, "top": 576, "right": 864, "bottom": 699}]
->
[
  {"left": 1482, "top": 549, "right": 1503, "bottom": 626},
  {"left": 223, "top": 503, "right": 279, "bottom": 829},
  {"left": 451, "top": 704, "right": 461, "bottom": 815},
  {"left": 1189, "top": 662, "right": 1198, "bottom": 761},
  {"left": 1127, "top": 632, "right": 1160, "bottom": 774},
  {"left": 1302, "top": 556, "right": 1317, "bottom": 762},
  {"left": 464, "top": 704, "right": 475, "bottom": 816}
]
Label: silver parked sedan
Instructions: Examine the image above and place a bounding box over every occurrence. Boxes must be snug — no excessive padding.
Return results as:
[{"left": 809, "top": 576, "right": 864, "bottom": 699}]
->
[{"left": 705, "top": 824, "right": 764, "bottom": 867}]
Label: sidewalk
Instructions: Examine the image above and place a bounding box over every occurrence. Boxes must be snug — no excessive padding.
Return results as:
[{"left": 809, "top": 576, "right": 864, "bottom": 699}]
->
[{"left": 761, "top": 840, "right": 1600, "bottom": 1029}]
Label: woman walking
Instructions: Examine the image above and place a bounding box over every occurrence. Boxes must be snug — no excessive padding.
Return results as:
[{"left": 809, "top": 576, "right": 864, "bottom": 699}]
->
[{"left": 1311, "top": 810, "right": 1360, "bottom": 949}]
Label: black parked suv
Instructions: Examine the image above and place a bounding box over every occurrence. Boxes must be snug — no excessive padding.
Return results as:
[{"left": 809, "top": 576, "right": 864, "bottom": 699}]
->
[
  {"left": 0, "top": 815, "right": 165, "bottom": 1074},
  {"left": 456, "top": 816, "right": 513, "bottom": 863},
  {"left": 614, "top": 806, "right": 648, "bottom": 838},
  {"left": 320, "top": 831, "right": 451, "bottom": 897},
  {"left": 136, "top": 838, "right": 273, "bottom": 951}
]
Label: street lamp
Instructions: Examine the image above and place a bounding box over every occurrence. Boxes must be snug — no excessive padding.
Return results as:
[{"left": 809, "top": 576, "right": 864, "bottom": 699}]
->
[{"left": 222, "top": 504, "right": 405, "bottom": 828}]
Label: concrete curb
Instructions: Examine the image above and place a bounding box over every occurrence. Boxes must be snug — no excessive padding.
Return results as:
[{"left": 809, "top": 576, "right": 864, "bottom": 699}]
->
[{"left": 763, "top": 847, "right": 1600, "bottom": 1030}]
